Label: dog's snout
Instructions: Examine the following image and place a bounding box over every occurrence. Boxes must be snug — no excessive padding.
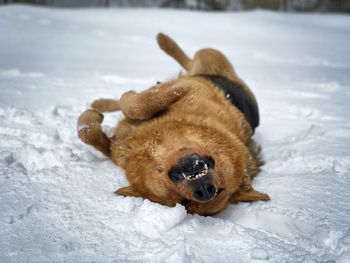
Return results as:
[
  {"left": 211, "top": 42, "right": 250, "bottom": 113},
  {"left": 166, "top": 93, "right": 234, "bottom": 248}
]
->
[
  {"left": 192, "top": 179, "right": 216, "bottom": 202},
  {"left": 168, "top": 153, "right": 215, "bottom": 182}
]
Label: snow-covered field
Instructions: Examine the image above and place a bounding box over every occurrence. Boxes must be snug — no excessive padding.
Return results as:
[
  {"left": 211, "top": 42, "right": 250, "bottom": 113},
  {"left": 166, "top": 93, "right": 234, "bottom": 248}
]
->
[{"left": 1, "top": 4, "right": 350, "bottom": 262}]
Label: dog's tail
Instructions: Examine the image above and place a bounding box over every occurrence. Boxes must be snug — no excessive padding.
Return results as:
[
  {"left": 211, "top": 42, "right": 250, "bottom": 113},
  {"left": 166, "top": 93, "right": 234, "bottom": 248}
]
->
[{"left": 157, "top": 33, "right": 192, "bottom": 72}]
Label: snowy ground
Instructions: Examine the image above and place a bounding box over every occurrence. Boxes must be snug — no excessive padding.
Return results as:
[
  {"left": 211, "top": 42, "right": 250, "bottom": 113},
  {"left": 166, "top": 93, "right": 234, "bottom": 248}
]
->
[{"left": 1, "top": 4, "right": 350, "bottom": 263}]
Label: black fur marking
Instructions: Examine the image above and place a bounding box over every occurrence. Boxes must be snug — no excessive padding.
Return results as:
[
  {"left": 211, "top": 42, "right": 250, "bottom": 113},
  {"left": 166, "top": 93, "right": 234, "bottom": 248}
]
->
[
  {"left": 180, "top": 199, "right": 189, "bottom": 206},
  {"left": 197, "top": 74, "right": 260, "bottom": 132}
]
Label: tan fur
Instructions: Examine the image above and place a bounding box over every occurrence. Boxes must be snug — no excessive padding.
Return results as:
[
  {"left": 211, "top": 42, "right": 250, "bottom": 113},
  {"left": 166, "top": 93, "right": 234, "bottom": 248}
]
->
[{"left": 77, "top": 33, "right": 269, "bottom": 216}]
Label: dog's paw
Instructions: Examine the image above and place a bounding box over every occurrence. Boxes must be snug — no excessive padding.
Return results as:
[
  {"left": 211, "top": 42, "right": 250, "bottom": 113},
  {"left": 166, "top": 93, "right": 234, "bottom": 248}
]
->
[
  {"left": 77, "top": 110, "right": 104, "bottom": 143},
  {"left": 78, "top": 109, "right": 103, "bottom": 126},
  {"left": 157, "top": 32, "right": 177, "bottom": 53},
  {"left": 77, "top": 109, "right": 111, "bottom": 156},
  {"left": 91, "top": 98, "right": 120, "bottom": 112}
]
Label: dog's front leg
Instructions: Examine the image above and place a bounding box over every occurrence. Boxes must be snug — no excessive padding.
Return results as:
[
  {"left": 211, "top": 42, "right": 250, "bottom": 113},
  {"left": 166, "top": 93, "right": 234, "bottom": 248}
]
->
[
  {"left": 119, "top": 79, "right": 190, "bottom": 120},
  {"left": 77, "top": 109, "right": 111, "bottom": 157},
  {"left": 91, "top": 98, "right": 120, "bottom": 112}
]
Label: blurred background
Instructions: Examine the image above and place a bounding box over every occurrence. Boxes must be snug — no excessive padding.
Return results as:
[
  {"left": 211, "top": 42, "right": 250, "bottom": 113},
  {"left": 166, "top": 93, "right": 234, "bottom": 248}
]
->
[{"left": 1, "top": 0, "right": 350, "bottom": 12}]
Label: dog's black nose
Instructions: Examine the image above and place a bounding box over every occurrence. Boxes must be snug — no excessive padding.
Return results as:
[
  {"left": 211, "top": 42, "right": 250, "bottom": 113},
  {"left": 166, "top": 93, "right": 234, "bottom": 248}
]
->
[{"left": 192, "top": 178, "right": 217, "bottom": 202}]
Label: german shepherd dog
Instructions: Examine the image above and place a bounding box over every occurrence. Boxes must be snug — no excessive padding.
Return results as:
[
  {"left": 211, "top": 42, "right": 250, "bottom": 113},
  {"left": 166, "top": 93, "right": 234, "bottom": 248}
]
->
[{"left": 77, "top": 33, "right": 269, "bottom": 216}]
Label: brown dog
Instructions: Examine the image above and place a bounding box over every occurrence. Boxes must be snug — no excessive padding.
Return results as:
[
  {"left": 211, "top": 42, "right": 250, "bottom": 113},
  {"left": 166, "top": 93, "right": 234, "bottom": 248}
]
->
[{"left": 77, "top": 33, "right": 270, "bottom": 216}]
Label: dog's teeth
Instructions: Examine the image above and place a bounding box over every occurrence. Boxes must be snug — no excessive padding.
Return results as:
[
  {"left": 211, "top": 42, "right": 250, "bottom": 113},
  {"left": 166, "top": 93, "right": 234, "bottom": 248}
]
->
[{"left": 182, "top": 164, "right": 209, "bottom": 180}]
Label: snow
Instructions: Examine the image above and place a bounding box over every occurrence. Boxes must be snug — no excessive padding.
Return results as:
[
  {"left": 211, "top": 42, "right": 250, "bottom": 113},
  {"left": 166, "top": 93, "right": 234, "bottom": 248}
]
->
[
  {"left": 1, "top": 4, "right": 350, "bottom": 262},
  {"left": 251, "top": 247, "right": 269, "bottom": 260}
]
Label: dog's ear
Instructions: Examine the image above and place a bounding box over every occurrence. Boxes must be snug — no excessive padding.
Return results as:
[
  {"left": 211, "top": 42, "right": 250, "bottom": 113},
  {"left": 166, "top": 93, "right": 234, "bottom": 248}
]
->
[
  {"left": 114, "top": 186, "right": 142, "bottom": 198},
  {"left": 230, "top": 187, "right": 270, "bottom": 203}
]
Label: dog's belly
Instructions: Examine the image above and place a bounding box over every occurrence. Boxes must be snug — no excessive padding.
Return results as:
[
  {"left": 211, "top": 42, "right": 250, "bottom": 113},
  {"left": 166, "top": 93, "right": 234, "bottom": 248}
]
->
[
  {"left": 195, "top": 75, "right": 259, "bottom": 133},
  {"left": 162, "top": 78, "right": 251, "bottom": 143},
  {"left": 112, "top": 77, "right": 253, "bottom": 171}
]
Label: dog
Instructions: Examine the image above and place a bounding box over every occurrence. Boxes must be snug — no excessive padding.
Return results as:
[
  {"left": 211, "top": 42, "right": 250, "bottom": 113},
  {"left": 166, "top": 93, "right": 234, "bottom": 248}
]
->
[{"left": 77, "top": 33, "right": 270, "bottom": 216}]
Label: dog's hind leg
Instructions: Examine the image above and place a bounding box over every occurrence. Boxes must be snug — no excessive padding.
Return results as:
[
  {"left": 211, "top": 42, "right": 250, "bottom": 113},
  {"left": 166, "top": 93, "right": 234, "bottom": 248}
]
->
[
  {"left": 157, "top": 33, "right": 192, "bottom": 71},
  {"left": 157, "top": 33, "right": 257, "bottom": 104},
  {"left": 77, "top": 109, "right": 111, "bottom": 157},
  {"left": 157, "top": 33, "right": 237, "bottom": 79},
  {"left": 188, "top": 48, "right": 239, "bottom": 79}
]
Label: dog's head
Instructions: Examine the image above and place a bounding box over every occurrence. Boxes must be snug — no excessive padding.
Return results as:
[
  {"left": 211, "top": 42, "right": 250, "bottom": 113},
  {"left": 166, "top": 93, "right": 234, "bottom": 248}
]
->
[
  {"left": 163, "top": 145, "right": 243, "bottom": 215},
  {"left": 168, "top": 153, "right": 221, "bottom": 202},
  {"left": 114, "top": 124, "right": 248, "bottom": 215}
]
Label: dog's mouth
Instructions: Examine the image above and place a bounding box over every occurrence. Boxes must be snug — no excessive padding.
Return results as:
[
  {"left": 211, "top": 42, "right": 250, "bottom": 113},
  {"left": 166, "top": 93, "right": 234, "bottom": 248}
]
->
[
  {"left": 181, "top": 163, "right": 208, "bottom": 180},
  {"left": 169, "top": 153, "right": 222, "bottom": 203}
]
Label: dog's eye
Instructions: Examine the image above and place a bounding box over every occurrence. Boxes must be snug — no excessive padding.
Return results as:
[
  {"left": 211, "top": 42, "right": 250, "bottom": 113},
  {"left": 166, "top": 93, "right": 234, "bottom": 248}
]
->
[{"left": 203, "top": 156, "right": 215, "bottom": 169}]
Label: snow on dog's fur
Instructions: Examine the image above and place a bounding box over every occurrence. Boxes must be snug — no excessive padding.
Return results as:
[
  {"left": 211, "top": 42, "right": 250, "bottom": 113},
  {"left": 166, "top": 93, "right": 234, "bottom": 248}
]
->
[{"left": 77, "top": 33, "right": 269, "bottom": 215}]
